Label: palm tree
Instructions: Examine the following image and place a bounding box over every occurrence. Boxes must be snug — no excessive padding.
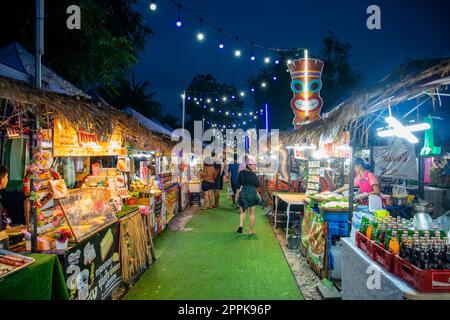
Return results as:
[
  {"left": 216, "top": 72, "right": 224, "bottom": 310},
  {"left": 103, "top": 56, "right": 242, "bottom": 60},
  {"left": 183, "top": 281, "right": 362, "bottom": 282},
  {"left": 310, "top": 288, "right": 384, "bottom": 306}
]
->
[{"left": 100, "top": 74, "right": 163, "bottom": 121}]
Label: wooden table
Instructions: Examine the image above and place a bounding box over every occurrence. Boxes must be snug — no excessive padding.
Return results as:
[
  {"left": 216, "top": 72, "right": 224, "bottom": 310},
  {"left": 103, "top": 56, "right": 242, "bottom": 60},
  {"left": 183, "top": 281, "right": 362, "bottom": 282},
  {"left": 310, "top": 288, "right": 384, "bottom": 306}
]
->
[{"left": 272, "top": 192, "right": 307, "bottom": 243}]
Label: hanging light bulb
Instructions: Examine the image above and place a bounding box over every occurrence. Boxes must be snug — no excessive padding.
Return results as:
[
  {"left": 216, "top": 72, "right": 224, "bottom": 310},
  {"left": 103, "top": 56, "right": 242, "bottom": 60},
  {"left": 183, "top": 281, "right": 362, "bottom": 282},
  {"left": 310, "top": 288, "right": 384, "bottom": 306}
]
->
[
  {"left": 210, "top": 107, "right": 214, "bottom": 112},
  {"left": 240, "top": 91, "right": 245, "bottom": 97},
  {"left": 206, "top": 98, "right": 211, "bottom": 103},
  {"left": 261, "top": 82, "right": 267, "bottom": 88},
  {"left": 250, "top": 42, "right": 256, "bottom": 61},
  {"left": 149, "top": 1, "right": 157, "bottom": 11},
  {"left": 176, "top": 5, "right": 182, "bottom": 27},
  {"left": 234, "top": 37, "right": 241, "bottom": 57},
  {"left": 222, "top": 96, "right": 227, "bottom": 102},
  {"left": 196, "top": 18, "right": 205, "bottom": 41},
  {"left": 273, "top": 76, "right": 277, "bottom": 80},
  {"left": 264, "top": 57, "right": 271, "bottom": 64},
  {"left": 218, "top": 29, "right": 224, "bottom": 49},
  {"left": 287, "top": 59, "right": 292, "bottom": 64}
]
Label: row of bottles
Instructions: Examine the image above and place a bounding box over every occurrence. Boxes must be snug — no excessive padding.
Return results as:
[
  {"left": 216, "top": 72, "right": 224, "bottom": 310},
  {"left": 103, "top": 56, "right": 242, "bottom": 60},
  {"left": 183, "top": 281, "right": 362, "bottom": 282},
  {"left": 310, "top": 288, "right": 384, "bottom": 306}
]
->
[{"left": 359, "top": 215, "right": 449, "bottom": 269}]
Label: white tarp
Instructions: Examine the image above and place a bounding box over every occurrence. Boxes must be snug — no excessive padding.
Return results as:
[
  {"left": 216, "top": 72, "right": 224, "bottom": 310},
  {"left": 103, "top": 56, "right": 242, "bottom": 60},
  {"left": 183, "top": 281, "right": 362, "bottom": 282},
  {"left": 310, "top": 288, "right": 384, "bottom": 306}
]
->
[{"left": 374, "top": 139, "right": 418, "bottom": 181}]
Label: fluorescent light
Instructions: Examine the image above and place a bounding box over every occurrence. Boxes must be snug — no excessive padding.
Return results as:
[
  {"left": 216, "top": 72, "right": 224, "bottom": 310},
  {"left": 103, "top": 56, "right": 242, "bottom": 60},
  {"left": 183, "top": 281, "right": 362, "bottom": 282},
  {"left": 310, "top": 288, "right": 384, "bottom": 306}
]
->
[
  {"left": 377, "top": 122, "right": 431, "bottom": 137},
  {"left": 385, "top": 117, "right": 419, "bottom": 144}
]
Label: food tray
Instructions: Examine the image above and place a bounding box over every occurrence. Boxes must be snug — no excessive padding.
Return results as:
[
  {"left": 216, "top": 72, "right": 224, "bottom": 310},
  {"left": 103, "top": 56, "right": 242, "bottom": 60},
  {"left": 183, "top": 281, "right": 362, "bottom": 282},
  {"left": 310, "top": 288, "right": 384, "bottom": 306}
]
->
[
  {"left": 0, "top": 249, "right": 35, "bottom": 280},
  {"left": 393, "top": 255, "right": 450, "bottom": 292}
]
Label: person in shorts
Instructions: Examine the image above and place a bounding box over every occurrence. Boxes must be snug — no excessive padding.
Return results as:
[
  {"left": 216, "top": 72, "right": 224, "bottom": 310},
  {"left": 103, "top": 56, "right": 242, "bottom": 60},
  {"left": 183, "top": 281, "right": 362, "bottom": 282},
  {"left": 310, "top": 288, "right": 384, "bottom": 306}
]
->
[
  {"left": 200, "top": 158, "right": 217, "bottom": 209},
  {"left": 227, "top": 154, "right": 240, "bottom": 206}
]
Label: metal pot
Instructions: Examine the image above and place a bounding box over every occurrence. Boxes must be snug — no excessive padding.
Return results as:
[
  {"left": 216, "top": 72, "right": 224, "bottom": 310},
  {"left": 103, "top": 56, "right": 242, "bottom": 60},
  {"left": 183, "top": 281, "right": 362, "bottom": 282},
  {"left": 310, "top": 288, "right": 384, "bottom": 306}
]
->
[
  {"left": 392, "top": 196, "right": 407, "bottom": 207},
  {"left": 412, "top": 201, "right": 433, "bottom": 214}
]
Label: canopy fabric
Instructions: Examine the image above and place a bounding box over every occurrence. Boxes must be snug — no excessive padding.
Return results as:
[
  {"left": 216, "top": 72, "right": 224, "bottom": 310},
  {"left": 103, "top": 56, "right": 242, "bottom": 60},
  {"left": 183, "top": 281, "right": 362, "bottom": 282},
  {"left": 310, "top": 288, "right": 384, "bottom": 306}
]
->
[
  {"left": 123, "top": 106, "right": 173, "bottom": 137},
  {"left": 0, "top": 42, "right": 88, "bottom": 97}
]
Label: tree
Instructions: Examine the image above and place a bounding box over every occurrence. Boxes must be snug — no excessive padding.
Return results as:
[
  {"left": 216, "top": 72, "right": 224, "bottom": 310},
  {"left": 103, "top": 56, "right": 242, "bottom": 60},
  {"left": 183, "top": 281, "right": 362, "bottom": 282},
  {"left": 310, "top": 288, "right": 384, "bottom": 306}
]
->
[
  {"left": 162, "top": 115, "right": 180, "bottom": 130},
  {"left": 249, "top": 33, "right": 362, "bottom": 131},
  {"left": 184, "top": 74, "right": 244, "bottom": 133},
  {"left": 0, "top": 0, "right": 151, "bottom": 90},
  {"left": 99, "top": 75, "right": 163, "bottom": 121}
]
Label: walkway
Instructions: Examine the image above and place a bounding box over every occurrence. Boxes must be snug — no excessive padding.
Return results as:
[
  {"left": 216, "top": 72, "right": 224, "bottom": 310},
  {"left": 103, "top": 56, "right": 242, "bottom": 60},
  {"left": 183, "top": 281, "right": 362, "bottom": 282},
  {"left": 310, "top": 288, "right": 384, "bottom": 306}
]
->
[{"left": 124, "top": 189, "right": 303, "bottom": 300}]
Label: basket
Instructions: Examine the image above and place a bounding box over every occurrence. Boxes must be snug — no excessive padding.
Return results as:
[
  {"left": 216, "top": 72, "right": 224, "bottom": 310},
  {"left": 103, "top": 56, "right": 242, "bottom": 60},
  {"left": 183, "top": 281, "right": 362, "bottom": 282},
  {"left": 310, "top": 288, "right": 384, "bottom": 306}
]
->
[{"left": 393, "top": 255, "right": 450, "bottom": 292}]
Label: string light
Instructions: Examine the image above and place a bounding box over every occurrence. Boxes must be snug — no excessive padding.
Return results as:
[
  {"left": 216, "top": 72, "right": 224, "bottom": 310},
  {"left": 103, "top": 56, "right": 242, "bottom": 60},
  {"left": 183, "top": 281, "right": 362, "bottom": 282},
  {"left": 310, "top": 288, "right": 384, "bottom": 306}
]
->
[
  {"left": 167, "top": 0, "right": 306, "bottom": 67},
  {"left": 264, "top": 57, "right": 271, "bottom": 64}
]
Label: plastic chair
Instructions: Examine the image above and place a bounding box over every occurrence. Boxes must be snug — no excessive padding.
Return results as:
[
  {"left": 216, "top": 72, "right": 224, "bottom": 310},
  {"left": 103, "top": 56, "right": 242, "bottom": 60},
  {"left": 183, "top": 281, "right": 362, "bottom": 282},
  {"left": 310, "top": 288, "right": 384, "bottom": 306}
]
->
[{"left": 368, "top": 195, "right": 383, "bottom": 212}]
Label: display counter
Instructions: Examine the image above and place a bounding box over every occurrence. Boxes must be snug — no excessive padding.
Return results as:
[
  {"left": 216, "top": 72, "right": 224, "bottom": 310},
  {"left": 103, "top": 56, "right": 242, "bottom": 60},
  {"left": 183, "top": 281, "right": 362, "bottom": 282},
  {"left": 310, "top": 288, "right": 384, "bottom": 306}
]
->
[
  {"left": 341, "top": 237, "right": 450, "bottom": 300},
  {"left": 0, "top": 253, "right": 69, "bottom": 300}
]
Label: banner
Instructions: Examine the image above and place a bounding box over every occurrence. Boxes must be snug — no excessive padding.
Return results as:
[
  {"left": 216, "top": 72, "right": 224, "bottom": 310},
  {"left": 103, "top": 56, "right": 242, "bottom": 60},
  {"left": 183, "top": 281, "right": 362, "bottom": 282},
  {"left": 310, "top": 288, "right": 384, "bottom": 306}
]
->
[
  {"left": 62, "top": 222, "right": 121, "bottom": 300},
  {"left": 53, "top": 117, "right": 125, "bottom": 157},
  {"left": 288, "top": 58, "right": 324, "bottom": 128},
  {"left": 301, "top": 209, "right": 326, "bottom": 270},
  {"left": 374, "top": 139, "right": 418, "bottom": 181}
]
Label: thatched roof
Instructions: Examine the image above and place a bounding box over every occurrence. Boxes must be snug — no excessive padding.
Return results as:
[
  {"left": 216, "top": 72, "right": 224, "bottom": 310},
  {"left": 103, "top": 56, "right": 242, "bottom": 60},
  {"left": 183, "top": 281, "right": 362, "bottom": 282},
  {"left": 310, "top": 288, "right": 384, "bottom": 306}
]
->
[
  {"left": 281, "top": 58, "right": 450, "bottom": 146},
  {"left": 0, "top": 76, "right": 175, "bottom": 154}
]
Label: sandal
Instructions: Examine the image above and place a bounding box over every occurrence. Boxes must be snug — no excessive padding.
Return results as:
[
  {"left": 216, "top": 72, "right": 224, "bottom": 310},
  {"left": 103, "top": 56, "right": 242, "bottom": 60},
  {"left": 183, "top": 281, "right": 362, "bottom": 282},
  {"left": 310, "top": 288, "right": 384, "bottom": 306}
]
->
[
  {"left": 237, "top": 226, "right": 243, "bottom": 234},
  {"left": 248, "top": 232, "right": 256, "bottom": 236}
]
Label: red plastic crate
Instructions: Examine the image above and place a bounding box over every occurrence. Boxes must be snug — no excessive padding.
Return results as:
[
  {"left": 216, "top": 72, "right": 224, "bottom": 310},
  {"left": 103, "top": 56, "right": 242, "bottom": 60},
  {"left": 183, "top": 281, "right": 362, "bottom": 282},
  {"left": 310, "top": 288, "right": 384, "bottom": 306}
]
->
[
  {"left": 371, "top": 241, "right": 395, "bottom": 273},
  {"left": 393, "top": 255, "right": 450, "bottom": 293},
  {"left": 355, "top": 232, "right": 372, "bottom": 256}
]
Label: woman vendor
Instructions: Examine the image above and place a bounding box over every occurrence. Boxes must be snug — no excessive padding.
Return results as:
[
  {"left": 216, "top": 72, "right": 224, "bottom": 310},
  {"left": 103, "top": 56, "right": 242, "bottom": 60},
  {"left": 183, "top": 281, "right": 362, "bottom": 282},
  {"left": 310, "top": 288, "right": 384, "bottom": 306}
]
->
[{"left": 336, "top": 158, "right": 380, "bottom": 204}]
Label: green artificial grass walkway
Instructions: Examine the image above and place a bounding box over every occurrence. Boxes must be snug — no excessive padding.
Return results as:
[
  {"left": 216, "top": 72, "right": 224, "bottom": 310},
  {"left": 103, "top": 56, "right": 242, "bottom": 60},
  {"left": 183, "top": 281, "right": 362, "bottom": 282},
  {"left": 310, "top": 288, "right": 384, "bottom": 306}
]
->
[{"left": 124, "top": 188, "right": 303, "bottom": 300}]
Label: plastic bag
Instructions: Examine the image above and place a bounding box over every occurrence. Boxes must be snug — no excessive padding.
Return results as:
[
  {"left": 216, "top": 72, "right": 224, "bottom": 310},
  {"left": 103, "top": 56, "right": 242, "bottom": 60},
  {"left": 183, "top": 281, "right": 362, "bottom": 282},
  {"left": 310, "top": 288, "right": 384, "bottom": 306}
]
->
[{"left": 433, "top": 211, "right": 450, "bottom": 236}]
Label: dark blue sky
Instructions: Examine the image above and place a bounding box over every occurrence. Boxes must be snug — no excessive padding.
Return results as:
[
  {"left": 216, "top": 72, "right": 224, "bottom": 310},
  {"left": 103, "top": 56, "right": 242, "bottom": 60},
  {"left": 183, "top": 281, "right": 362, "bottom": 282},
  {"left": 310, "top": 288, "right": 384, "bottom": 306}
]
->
[{"left": 133, "top": 0, "right": 450, "bottom": 120}]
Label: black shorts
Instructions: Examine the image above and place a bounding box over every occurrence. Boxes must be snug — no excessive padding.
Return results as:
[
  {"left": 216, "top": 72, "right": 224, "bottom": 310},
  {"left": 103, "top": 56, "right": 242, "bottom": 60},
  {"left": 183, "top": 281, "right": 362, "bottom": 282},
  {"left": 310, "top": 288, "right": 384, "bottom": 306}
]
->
[
  {"left": 202, "top": 181, "right": 215, "bottom": 192},
  {"left": 215, "top": 174, "right": 223, "bottom": 190}
]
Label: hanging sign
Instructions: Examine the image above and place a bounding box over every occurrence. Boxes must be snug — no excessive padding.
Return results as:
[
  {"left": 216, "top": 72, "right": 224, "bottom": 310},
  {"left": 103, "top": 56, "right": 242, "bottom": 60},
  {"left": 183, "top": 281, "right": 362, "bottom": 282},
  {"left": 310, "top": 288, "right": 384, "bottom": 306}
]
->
[
  {"left": 288, "top": 56, "right": 324, "bottom": 128},
  {"left": 53, "top": 117, "right": 125, "bottom": 157},
  {"left": 374, "top": 139, "right": 418, "bottom": 181}
]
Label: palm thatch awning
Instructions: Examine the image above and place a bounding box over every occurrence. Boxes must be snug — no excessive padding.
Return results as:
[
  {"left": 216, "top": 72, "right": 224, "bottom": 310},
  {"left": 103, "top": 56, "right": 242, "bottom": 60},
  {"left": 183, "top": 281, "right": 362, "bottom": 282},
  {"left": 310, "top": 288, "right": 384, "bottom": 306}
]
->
[
  {"left": 281, "top": 58, "right": 450, "bottom": 146},
  {"left": 0, "top": 76, "right": 175, "bottom": 154}
]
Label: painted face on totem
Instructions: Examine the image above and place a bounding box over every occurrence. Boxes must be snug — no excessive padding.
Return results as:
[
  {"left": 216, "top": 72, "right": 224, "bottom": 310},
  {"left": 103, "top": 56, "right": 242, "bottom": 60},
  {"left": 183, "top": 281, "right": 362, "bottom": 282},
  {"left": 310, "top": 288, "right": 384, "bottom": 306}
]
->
[{"left": 288, "top": 58, "right": 324, "bottom": 127}]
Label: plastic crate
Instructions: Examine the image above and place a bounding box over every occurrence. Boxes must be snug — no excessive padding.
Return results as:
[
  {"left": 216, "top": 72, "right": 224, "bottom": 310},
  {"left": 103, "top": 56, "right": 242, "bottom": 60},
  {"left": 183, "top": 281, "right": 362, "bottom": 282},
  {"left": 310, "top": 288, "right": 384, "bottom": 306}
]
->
[
  {"left": 355, "top": 232, "right": 372, "bottom": 255},
  {"left": 371, "top": 241, "right": 395, "bottom": 273},
  {"left": 393, "top": 255, "right": 450, "bottom": 293}
]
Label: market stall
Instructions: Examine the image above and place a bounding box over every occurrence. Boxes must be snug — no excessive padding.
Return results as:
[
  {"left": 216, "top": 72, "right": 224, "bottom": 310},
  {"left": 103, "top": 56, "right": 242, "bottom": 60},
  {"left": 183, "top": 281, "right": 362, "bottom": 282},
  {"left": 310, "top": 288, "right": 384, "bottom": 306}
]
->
[{"left": 0, "top": 75, "right": 174, "bottom": 299}]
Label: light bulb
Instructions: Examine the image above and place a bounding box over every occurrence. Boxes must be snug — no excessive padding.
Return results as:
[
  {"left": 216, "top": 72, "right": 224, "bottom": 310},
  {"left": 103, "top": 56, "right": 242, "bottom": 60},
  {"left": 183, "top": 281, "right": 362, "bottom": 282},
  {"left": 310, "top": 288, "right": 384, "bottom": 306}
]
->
[
  {"left": 176, "top": 19, "right": 182, "bottom": 27},
  {"left": 240, "top": 91, "right": 245, "bottom": 97},
  {"left": 264, "top": 57, "right": 270, "bottom": 64},
  {"left": 234, "top": 49, "right": 241, "bottom": 57},
  {"left": 250, "top": 55, "right": 255, "bottom": 61},
  {"left": 219, "top": 43, "right": 224, "bottom": 49},
  {"left": 197, "top": 32, "right": 205, "bottom": 41},
  {"left": 149, "top": 1, "right": 157, "bottom": 11},
  {"left": 287, "top": 59, "right": 292, "bottom": 64},
  {"left": 261, "top": 82, "right": 267, "bottom": 88}
]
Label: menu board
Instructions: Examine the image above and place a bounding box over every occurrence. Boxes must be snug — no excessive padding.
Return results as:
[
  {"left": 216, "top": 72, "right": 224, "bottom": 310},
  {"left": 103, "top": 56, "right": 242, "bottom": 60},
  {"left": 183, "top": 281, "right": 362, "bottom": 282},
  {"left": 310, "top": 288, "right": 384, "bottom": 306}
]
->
[
  {"left": 62, "top": 222, "right": 121, "bottom": 300},
  {"left": 306, "top": 160, "right": 321, "bottom": 194},
  {"left": 53, "top": 116, "right": 126, "bottom": 157},
  {"left": 150, "top": 194, "right": 165, "bottom": 236}
]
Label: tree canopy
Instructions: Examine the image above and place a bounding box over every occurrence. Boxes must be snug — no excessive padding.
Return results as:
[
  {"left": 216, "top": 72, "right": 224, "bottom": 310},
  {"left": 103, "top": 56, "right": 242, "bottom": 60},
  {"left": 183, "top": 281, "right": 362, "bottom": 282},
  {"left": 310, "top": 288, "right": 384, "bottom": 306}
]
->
[
  {"left": 0, "top": 0, "right": 152, "bottom": 90},
  {"left": 184, "top": 74, "right": 244, "bottom": 133}
]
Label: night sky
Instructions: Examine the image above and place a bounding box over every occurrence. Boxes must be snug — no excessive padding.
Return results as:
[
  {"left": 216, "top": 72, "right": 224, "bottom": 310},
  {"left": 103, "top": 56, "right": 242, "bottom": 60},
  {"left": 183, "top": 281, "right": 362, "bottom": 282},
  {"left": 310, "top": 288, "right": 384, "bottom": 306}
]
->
[{"left": 133, "top": 0, "right": 450, "bottom": 120}]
